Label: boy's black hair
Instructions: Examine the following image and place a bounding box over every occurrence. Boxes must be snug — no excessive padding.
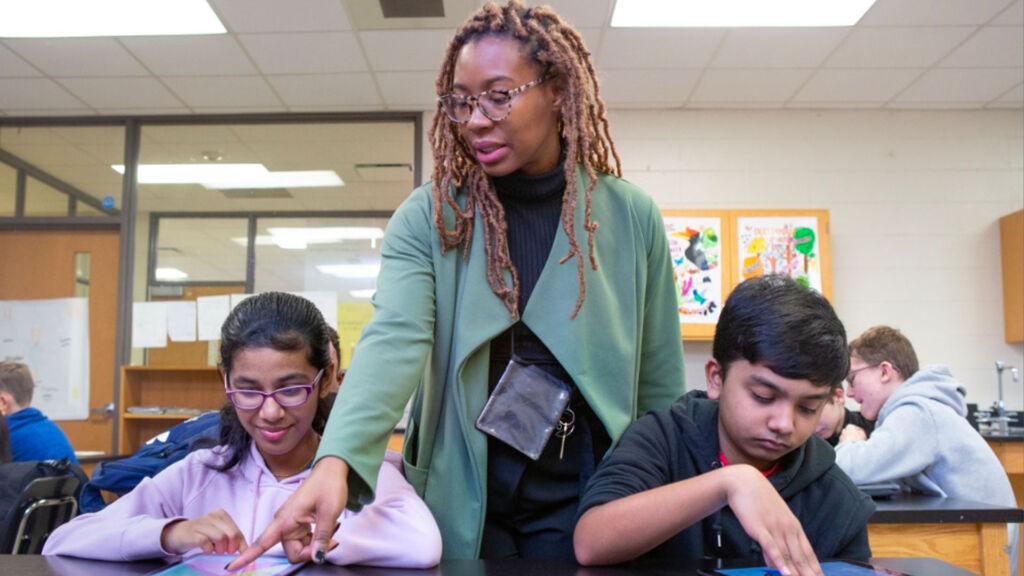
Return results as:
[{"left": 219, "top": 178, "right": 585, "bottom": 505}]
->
[
  {"left": 713, "top": 275, "right": 849, "bottom": 389},
  {"left": 208, "top": 291, "right": 333, "bottom": 471}
]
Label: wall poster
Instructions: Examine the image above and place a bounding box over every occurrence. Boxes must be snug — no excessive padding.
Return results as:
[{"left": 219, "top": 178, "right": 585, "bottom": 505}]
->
[{"left": 736, "top": 216, "right": 823, "bottom": 294}]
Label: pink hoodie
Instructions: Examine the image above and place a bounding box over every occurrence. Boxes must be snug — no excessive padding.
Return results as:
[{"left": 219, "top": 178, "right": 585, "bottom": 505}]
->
[{"left": 43, "top": 445, "right": 441, "bottom": 567}]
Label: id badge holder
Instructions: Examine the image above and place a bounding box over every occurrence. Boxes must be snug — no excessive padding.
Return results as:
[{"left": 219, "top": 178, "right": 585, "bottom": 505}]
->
[{"left": 475, "top": 358, "right": 572, "bottom": 461}]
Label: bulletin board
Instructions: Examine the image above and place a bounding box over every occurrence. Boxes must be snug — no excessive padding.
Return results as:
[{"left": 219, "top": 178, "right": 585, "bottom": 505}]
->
[{"left": 662, "top": 209, "right": 831, "bottom": 341}]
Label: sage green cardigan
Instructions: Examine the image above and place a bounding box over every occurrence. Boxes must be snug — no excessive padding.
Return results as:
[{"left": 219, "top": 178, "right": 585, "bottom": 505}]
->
[{"left": 317, "top": 168, "right": 686, "bottom": 558}]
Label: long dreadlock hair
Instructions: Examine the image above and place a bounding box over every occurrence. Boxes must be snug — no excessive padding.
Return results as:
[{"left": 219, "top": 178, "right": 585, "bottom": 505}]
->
[{"left": 429, "top": 0, "right": 621, "bottom": 319}]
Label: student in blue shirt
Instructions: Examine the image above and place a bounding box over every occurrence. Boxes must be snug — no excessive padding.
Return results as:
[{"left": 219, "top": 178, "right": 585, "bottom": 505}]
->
[{"left": 0, "top": 361, "right": 78, "bottom": 464}]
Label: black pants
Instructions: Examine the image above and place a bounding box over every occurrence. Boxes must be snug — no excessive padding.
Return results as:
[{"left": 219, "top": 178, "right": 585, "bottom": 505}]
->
[{"left": 480, "top": 379, "right": 609, "bottom": 560}]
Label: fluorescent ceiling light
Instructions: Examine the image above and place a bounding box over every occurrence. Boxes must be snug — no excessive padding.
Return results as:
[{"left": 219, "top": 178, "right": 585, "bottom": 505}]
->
[
  {"left": 155, "top": 267, "right": 188, "bottom": 281},
  {"left": 231, "top": 236, "right": 276, "bottom": 247},
  {"left": 611, "top": 0, "right": 876, "bottom": 27},
  {"left": 112, "top": 164, "right": 343, "bottom": 188},
  {"left": 267, "top": 227, "right": 384, "bottom": 250},
  {"left": 210, "top": 171, "right": 344, "bottom": 190},
  {"left": 0, "top": 0, "right": 226, "bottom": 38},
  {"left": 349, "top": 289, "right": 377, "bottom": 299},
  {"left": 316, "top": 264, "right": 382, "bottom": 279}
]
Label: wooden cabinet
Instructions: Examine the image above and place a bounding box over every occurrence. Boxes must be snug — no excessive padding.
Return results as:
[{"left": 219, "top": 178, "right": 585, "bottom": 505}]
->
[
  {"left": 1000, "top": 210, "right": 1022, "bottom": 343},
  {"left": 117, "top": 366, "right": 223, "bottom": 455}
]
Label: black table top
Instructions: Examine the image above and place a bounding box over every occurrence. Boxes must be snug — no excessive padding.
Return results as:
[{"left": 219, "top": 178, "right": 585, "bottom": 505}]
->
[
  {"left": 0, "top": 557, "right": 980, "bottom": 576},
  {"left": 981, "top": 432, "right": 1023, "bottom": 443},
  {"left": 868, "top": 492, "right": 1023, "bottom": 524}
]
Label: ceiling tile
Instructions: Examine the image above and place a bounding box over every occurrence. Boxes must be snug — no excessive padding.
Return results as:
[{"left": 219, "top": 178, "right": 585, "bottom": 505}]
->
[
  {"left": 987, "top": 84, "right": 1023, "bottom": 108},
  {"left": 690, "top": 69, "right": 814, "bottom": 104},
  {"left": 164, "top": 76, "right": 282, "bottom": 107},
  {"left": 121, "top": 36, "right": 258, "bottom": 76},
  {"left": 712, "top": 29, "right": 848, "bottom": 68},
  {"left": 4, "top": 38, "right": 147, "bottom": 77},
  {"left": 596, "top": 28, "right": 723, "bottom": 69},
  {"left": 896, "top": 68, "right": 1023, "bottom": 102},
  {"left": 826, "top": 27, "right": 975, "bottom": 68},
  {"left": 793, "top": 69, "right": 920, "bottom": 103},
  {"left": 941, "top": 26, "right": 1023, "bottom": 68},
  {"left": 359, "top": 30, "right": 450, "bottom": 71},
  {"left": 211, "top": 0, "right": 352, "bottom": 33},
  {"left": 57, "top": 78, "right": 185, "bottom": 109},
  {"left": 0, "top": 78, "right": 86, "bottom": 109},
  {"left": 0, "top": 43, "right": 40, "bottom": 77},
  {"left": 376, "top": 71, "right": 438, "bottom": 109},
  {"left": 859, "top": 0, "right": 1013, "bottom": 25},
  {"left": 267, "top": 73, "right": 381, "bottom": 107},
  {"left": 597, "top": 69, "right": 700, "bottom": 106},
  {"left": 239, "top": 32, "right": 367, "bottom": 74},
  {"left": 993, "top": 1, "right": 1023, "bottom": 24},
  {"left": 544, "top": 0, "right": 614, "bottom": 28}
]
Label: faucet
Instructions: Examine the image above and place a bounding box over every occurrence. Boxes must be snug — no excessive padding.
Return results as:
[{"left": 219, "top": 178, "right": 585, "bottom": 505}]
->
[{"left": 991, "top": 361, "right": 1015, "bottom": 435}]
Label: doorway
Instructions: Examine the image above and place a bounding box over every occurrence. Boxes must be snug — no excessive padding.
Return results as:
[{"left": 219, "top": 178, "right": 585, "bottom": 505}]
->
[{"left": 0, "top": 229, "right": 120, "bottom": 456}]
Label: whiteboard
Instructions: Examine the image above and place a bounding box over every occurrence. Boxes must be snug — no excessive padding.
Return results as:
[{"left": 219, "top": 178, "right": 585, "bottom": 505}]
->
[{"left": 0, "top": 297, "right": 90, "bottom": 420}]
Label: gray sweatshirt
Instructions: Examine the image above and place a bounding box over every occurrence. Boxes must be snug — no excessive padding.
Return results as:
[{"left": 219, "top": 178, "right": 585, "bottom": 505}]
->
[{"left": 835, "top": 365, "right": 1015, "bottom": 507}]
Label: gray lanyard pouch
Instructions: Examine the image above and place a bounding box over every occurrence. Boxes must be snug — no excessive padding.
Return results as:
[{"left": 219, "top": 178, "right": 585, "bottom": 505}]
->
[{"left": 475, "top": 358, "right": 572, "bottom": 461}]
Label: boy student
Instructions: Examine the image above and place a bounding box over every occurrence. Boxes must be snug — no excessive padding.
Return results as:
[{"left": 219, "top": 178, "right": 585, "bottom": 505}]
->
[
  {"left": 575, "top": 276, "right": 874, "bottom": 574},
  {"left": 836, "top": 326, "right": 1015, "bottom": 506},
  {"left": 813, "top": 384, "right": 874, "bottom": 447},
  {"left": 0, "top": 361, "right": 77, "bottom": 464}
]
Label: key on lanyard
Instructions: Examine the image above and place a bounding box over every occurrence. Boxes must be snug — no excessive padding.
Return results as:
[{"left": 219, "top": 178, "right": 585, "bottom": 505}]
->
[{"left": 555, "top": 407, "right": 576, "bottom": 460}]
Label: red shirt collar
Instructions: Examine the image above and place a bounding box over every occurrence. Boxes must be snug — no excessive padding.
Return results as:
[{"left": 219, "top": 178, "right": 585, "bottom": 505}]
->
[{"left": 719, "top": 451, "right": 780, "bottom": 477}]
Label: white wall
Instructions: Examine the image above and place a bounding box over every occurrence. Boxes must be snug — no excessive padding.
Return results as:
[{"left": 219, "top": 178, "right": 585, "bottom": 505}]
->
[
  {"left": 421, "top": 108, "right": 1024, "bottom": 410},
  {"left": 609, "top": 109, "right": 1024, "bottom": 410}
]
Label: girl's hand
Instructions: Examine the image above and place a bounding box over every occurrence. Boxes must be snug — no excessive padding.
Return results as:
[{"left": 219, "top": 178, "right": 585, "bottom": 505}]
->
[{"left": 160, "top": 509, "right": 248, "bottom": 556}]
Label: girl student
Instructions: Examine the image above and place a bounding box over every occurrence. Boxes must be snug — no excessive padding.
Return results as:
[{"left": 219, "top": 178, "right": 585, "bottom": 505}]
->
[
  {"left": 44, "top": 292, "right": 441, "bottom": 567},
  {"left": 233, "top": 1, "right": 685, "bottom": 566}
]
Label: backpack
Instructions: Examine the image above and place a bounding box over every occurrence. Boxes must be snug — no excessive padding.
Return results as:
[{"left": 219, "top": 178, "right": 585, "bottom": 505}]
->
[
  {"left": 78, "top": 411, "right": 220, "bottom": 513},
  {"left": 0, "top": 458, "right": 88, "bottom": 546}
]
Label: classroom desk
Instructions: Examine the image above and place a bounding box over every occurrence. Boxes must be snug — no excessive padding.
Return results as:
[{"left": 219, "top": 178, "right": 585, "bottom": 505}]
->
[
  {"left": 984, "top": 432, "right": 1024, "bottom": 576},
  {"left": 867, "top": 493, "right": 1022, "bottom": 576},
  {"left": 0, "top": 556, "right": 983, "bottom": 576}
]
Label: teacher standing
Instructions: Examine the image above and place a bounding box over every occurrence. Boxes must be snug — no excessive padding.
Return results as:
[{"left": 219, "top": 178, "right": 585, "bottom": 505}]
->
[{"left": 230, "top": 0, "right": 685, "bottom": 565}]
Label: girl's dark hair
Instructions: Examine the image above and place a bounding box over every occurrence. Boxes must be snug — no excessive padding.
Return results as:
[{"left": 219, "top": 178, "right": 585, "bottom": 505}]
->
[
  {"left": 430, "top": 0, "right": 620, "bottom": 319},
  {"left": 713, "top": 275, "right": 849, "bottom": 389},
  {"left": 0, "top": 413, "right": 11, "bottom": 464},
  {"left": 206, "top": 291, "right": 332, "bottom": 471}
]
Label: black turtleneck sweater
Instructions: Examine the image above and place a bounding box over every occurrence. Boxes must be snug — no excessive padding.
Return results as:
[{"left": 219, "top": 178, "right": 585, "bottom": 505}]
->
[{"left": 488, "top": 161, "right": 569, "bottom": 385}]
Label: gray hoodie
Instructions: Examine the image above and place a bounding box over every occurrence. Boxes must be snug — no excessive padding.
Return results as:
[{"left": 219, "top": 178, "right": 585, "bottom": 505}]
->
[{"left": 835, "top": 365, "right": 1015, "bottom": 507}]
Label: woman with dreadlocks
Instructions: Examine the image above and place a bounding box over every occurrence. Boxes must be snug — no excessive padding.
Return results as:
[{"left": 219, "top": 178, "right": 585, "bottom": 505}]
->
[{"left": 228, "top": 1, "right": 685, "bottom": 568}]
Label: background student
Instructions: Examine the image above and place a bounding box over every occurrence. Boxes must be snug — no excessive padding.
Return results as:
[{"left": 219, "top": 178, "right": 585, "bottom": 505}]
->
[
  {"left": 230, "top": 1, "right": 686, "bottom": 567},
  {"left": 0, "top": 361, "right": 78, "bottom": 464},
  {"left": 813, "top": 384, "right": 874, "bottom": 447},
  {"left": 44, "top": 292, "right": 441, "bottom": 567},
  {"left": 836, "top": 325, "right": 1015, "bottom": 504},
  {"left": 574, "top": 276, "right": 874, "bottom": 575}
]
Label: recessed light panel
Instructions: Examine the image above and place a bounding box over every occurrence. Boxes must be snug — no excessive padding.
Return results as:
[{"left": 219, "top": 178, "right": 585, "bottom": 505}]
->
[
  {"left": 611, "top": 0, "right": 876, "bottom": 27},
  {"left": 0, "top": 0, "right": 226, "bottom": 38}
]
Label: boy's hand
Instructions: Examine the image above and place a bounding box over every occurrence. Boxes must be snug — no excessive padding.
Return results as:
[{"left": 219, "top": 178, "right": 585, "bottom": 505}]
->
[
  {"left": 160, "top": 509, "right": 247, "bottom": 555},
  {"left": 838, "top": 424, "right": 867, "bottom": 444},
  {"left": 725, "top": 465, "right": 823, "bottom": 576}
]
